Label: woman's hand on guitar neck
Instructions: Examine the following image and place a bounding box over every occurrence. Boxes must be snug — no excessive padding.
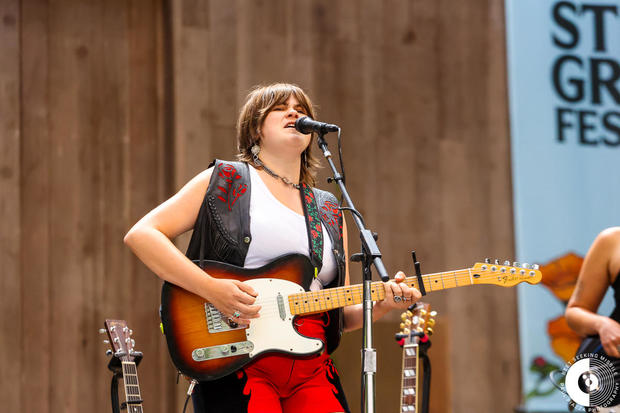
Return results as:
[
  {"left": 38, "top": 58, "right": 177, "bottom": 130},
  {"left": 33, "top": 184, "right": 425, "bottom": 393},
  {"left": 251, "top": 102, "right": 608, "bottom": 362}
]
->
[
  {"left": 202, "top": 277, "right": 262, "bottom": 325},
  {"left": 375, "top": 271, "right": 422, "bottom": 312}
]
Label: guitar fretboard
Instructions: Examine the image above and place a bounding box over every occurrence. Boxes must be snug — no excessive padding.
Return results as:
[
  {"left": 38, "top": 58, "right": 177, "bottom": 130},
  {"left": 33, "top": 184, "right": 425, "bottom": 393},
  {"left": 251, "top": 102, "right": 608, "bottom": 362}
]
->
[
  {"left": 288, "top": 269, "right": 475, "bottom": 315},
  {"left": 122, "top": 362, "right": 144, "bottom": 413},
  {"left": 400, "top": 343, "right": 418, "bottom": 412}
]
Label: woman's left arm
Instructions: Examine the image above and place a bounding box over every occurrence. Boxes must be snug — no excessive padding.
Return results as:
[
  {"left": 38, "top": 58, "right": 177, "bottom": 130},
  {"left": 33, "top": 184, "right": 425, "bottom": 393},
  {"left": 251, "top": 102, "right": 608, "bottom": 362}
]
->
[{"left": 341, "top": 220, "right": 422, "bottom": 332}]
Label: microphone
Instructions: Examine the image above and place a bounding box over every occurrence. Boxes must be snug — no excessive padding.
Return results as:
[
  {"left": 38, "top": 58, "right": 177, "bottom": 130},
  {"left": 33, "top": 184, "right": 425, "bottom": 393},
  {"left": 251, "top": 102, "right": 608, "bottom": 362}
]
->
[{"left": 295, "top": 116, "right": 340, "bottom": 134}]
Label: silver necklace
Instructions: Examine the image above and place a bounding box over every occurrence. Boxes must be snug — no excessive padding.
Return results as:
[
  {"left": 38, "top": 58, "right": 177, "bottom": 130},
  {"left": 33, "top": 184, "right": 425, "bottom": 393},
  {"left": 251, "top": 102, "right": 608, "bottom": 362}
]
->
[
  {"left": 251, "top": 145, "right": 300, "bottom": 189},
  {"left": 259, "top": 161, "right": 301, "bottom": 189}
]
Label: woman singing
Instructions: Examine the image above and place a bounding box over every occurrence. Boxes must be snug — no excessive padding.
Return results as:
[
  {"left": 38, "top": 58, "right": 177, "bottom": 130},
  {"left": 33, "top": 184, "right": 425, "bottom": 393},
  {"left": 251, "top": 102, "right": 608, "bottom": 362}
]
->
[{"left": 124, "top": 83, "right": 421, "bottom": 413}]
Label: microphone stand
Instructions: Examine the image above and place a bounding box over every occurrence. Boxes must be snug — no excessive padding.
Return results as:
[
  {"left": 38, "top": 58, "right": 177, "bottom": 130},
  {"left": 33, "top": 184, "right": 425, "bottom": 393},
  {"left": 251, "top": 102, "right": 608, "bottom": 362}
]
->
[{"left": 315, "top": 131, "right": 390, "bottom": 413}]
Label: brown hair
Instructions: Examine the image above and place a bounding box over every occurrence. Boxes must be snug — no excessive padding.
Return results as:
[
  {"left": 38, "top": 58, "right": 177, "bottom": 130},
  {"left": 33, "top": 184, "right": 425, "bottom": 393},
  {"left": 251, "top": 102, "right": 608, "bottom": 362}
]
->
[{"left": 236, "top": 83, "right": 321, "bottom": 186}]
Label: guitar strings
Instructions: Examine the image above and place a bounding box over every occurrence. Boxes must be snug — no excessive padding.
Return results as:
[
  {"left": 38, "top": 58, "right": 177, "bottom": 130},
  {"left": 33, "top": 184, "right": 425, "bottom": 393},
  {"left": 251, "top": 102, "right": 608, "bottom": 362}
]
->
[{"left": 208, "top": 268, "right": 537, "bottom": 317}]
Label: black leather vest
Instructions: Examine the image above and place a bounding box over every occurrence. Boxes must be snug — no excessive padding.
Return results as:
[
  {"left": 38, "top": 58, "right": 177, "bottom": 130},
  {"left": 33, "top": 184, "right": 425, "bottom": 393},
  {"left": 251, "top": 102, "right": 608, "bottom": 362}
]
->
[{"left": 186, "top": 159, "right": 346, "bottom": 354}]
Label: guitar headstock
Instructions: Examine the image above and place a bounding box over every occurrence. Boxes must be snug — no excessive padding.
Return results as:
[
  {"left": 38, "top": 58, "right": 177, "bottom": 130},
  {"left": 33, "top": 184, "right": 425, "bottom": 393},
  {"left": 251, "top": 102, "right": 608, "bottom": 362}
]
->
[
  {"left": 470, "top": 259, "right": 542, "bottom": 287},
  {"left": 397, "top": 302, "right": 437, "bottom": 345},
  {"left": 102, "top": 319, "right": 138, "bottom": 362}
]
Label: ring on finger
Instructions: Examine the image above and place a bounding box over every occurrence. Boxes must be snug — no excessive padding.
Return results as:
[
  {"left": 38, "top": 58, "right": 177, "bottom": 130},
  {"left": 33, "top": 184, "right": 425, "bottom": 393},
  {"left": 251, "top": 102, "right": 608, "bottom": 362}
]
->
[
  {"left": 393, "top": 296, "right": 402, "bottom": 303},
  {"left": 232, "top": 310, "right": 241, "bottom": 318}
]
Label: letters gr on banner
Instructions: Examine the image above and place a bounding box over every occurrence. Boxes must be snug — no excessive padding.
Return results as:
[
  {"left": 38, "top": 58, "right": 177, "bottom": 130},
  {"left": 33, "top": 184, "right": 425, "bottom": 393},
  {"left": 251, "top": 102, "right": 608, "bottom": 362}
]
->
[{"left": 550, "top": 2, "right": 620, "bottom": 147}]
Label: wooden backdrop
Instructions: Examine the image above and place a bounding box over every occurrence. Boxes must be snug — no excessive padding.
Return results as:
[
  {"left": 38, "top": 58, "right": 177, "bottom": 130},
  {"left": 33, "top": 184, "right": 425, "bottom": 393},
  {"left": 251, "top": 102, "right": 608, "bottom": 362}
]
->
[{"left": 1, "top": 0, "right": 518, "bottom": 412}]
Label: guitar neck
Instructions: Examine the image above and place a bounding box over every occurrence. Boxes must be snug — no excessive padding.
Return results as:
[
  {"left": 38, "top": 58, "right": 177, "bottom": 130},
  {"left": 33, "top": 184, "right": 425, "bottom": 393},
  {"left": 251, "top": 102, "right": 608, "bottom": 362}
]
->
[
  {"left": 288, "top": 269, "right": 476, "bottom": 315},
  {"left": 401, "top": 342, "right": 419, "bottom": 412},
  {"left": 122, "top": 361, "right": 144, "bottom": 413}
]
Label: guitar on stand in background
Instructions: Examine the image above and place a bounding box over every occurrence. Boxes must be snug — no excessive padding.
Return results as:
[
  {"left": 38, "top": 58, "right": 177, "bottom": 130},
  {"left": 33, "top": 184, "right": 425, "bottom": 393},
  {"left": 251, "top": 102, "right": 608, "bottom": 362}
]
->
[
  {"left": 395, "top": 302, "right": 436, "bottom": 413},
  {"left": 101, "top": 319, "right": 145, "bottom": 413}
]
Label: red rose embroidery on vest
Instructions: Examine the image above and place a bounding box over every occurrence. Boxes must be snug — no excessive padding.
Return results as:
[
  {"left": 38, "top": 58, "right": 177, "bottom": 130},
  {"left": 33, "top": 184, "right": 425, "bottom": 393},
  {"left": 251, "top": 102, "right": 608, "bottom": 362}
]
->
[{"left": 216, "top": 163, "right": 247, "bottom": 210}]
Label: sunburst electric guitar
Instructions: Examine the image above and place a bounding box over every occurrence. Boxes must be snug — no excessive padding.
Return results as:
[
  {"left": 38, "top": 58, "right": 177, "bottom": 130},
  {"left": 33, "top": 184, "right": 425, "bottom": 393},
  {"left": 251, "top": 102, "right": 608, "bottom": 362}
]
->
[
  {"left": 396, "top": 303, "right": 436, "bottom": 413},
  {"left": 161, "top": 254, "right": 541, "bottom": 381}
]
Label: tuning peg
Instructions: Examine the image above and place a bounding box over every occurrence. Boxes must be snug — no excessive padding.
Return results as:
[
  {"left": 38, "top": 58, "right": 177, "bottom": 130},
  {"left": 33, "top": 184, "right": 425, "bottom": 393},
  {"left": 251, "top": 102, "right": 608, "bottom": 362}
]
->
[
  {"left": 494, "top": 259, "right": 499, "bottom": 265},
  {"left": 99, "top": 328, "right": 107, "bottom": 334},
  {"left": 419, "top": 309, "right": 427, "bottom": 316},
  {"left": 103, "top": 339, "right": 110, "bottom": 344},
  {"left": 106, "top": 349, "right": 113, "bottom": 357},
  {"left": 430, "top": 310, "right": 437, "bottom": 317},
  {"left": 129, "top": 329, "right": 133, "bottom": 336},
  {"left": 403, "top": 328, "right": 410, "bottom": 334},
  {"left": 504, "top": 260, "right": 510, "bottom": 266},
  {"left": 484, "top": 258, "right": 490, "bottom": 264},
  {"left": 427, "top": 327, "right": 434, "bottom": 335},
  {"left": 522, "top": 263, "right": 530, "bottom": 269},
  {"left": 130, "top": 350, "right": 143, "bottom": 358},
  {"left": 427, "top": 319, "right": 436, "bottom": 327},
  {"left": 404, "top": 319, "right": 412, "bottom": 327},
  {"left": 401, "top": 313, "right": 408, "bottom": 321},
  {"left": 406, "top": 310, "right": 413, "bottom": 318},
  {"left": 513, "top": 261, "right": 520, "bottom": 267},
  {"left": 532, "top": 264, "right": 539, "bottom": 270},
  {"left": 400, "top": 322, "right": 406, "bottom": 330}
]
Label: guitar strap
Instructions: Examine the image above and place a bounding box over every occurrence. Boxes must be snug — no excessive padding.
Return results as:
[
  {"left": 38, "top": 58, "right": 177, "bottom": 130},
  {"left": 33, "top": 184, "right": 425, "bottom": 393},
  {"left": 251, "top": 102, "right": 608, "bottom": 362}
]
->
[{"left": 300, "top": 183, "right": 323, "bottom": 276}]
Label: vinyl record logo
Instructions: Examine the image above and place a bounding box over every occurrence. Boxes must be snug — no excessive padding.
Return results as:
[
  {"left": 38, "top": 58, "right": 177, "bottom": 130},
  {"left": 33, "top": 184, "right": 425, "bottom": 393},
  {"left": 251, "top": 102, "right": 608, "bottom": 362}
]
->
[{"left": 565, "top": 355, "right": 619, "bottom": 408}]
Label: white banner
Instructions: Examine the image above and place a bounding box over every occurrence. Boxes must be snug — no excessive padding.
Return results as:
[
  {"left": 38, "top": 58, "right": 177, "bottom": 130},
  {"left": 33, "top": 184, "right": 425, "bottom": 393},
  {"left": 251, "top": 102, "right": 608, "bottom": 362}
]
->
[{"left": 505, "top": 0, "right": 620, "bottom": 410}]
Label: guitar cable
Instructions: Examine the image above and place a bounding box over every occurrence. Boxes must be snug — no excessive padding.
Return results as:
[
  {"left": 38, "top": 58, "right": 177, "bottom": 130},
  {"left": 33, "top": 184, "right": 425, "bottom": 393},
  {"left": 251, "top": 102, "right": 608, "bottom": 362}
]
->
[{"left": 182, "top": 379, "right": 199, "bottom": 413}]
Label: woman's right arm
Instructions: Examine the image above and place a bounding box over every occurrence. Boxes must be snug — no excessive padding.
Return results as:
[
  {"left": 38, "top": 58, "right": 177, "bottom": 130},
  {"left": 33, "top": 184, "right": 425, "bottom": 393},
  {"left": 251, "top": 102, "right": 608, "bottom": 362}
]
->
[
  {"left": 123, "top": 168, "right": 260, "bottom": 324},
  {"left": 565, "top": 227, "right": 620, "bottom": 357}
]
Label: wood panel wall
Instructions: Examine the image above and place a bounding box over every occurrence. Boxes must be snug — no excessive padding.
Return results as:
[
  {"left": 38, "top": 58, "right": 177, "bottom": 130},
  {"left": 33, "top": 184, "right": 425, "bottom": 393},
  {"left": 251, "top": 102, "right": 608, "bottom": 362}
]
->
[{"left": 1, "top": 1, "right": 518, "bottom": 412}]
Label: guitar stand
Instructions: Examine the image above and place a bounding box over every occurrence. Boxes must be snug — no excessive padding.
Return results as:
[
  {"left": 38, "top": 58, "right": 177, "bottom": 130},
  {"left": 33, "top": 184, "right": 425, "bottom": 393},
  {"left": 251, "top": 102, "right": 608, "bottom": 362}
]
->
[
  {"left": 394, "top": 311, "right": 432, "bottom": 413},
  {"left": 419, "top": 339, "right": 432, "bottom": 413},
  {"left": 107, "top": 353, "right": 143, "bottom": 413},
  {"left": 107, "top": 352, "right": 143, "bottom": 374}
]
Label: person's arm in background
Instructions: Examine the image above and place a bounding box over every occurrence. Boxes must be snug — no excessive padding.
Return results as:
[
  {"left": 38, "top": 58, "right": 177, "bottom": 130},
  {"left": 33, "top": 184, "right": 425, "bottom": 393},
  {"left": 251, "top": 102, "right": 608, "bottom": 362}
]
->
[{"left": 566, "top": 227, "right": 620, "bottom": 358}]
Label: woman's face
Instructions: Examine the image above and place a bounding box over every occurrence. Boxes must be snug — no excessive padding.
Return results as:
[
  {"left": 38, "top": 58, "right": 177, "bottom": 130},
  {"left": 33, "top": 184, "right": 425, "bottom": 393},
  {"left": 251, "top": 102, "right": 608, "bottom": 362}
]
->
[{"left": 259, "top": 95, "right": 311, "bottom": 157}]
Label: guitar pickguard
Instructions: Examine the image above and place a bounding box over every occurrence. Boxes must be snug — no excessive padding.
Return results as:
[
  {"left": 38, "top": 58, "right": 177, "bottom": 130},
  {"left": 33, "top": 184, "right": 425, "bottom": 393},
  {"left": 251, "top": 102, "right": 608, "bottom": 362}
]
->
[{"left": 243, "top": 278, "right": 324, "bottom": 358}]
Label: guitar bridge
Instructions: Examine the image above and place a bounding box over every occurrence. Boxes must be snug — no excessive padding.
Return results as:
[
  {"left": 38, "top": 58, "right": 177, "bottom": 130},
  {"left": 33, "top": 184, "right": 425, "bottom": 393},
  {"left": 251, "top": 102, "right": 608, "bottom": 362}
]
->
[
  {"left": 192, "top": 341, "right": 254, "bottom": 362},
  {"left": 205, "top": 303, "right": 245, "bottom": 333}
]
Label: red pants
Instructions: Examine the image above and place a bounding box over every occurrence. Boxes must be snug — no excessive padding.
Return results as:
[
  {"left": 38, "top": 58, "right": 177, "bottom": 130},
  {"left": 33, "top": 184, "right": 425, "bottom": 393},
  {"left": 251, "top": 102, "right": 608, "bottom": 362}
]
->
[{"left": 240, "top": 314, "right": 347, "bottom": 413}]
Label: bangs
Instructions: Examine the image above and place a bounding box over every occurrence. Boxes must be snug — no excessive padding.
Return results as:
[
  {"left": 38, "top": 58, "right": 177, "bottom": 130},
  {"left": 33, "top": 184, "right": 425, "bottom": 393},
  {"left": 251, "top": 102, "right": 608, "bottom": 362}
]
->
[{"left": 256, "top": 84, "right": 315, "bottom": 119}]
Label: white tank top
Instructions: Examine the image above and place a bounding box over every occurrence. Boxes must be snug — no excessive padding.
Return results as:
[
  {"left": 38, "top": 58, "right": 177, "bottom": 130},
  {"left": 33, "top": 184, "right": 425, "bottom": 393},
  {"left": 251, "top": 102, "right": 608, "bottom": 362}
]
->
[{"left": 244, "top": 165, "right": 337, "bottom": 290}]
